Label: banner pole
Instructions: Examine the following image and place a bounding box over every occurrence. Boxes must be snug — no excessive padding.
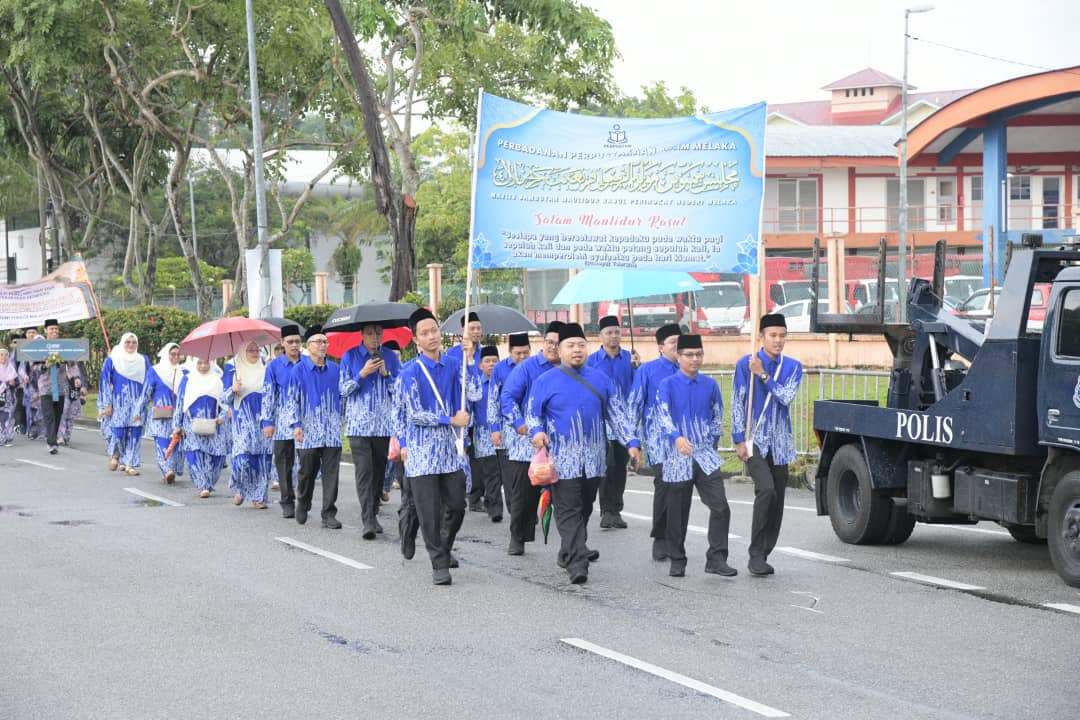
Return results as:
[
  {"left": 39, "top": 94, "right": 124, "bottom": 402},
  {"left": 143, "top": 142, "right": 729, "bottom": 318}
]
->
[
  {"left": 459, "top": 88, "right": 485, "bottom": 418},
  {"left": 78, "top": 256, "right": 112, "bottom": 352}
]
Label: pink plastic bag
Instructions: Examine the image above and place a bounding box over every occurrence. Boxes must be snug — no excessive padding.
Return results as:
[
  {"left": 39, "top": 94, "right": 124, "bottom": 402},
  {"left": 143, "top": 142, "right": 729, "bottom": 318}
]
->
[
  {"left": 528, "top": 445, "right": 559, "bottom": 487},
  {"left": 388, "top": 436, "right": 402, "bottom": 462}
]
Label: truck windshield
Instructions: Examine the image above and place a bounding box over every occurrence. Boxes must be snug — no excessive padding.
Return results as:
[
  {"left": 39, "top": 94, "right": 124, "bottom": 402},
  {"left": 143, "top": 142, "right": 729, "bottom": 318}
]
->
[{"left": 696, "top": 285, "right": 744, "bottom": 306}]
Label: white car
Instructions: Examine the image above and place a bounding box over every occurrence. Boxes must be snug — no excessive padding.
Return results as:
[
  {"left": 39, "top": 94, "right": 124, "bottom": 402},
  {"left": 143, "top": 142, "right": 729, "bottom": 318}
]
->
[{"left": 742, "top": 298, "right": 851, "bottom": 333}]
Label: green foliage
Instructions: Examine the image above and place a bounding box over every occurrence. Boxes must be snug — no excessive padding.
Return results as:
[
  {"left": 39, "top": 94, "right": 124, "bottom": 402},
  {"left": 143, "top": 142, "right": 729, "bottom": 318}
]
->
[
  {"left": 437, "top": 296, "right": 465, "bottom": 322},
  {"left": 331, "top": 238, "right": 363, "bottom": 285},
  {"left": 152, "top": 257, "right": 228, "bottom": 291},
  {"left": 586, "top": 81, "right": 707, "bottom": 118},
  {"left": 284, "top": 304, "right": 343, "bottom": 331},
  {"left": 399, "top": 290, "right": 429, "bottom": 309},
  {"left": 282, "top": 247, "right": 316, "bottom": 299},
  {"left": 414, "top": 127, "right": 470, "bottom": 270}
]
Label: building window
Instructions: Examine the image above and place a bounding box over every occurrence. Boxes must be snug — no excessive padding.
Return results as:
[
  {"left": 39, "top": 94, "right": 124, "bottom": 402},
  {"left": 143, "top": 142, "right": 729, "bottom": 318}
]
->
[
  {"left": 1057, "top": 289, "right": 1080, "bottom": 358},
  {"left": 861, "top": 88, "right": 866, "bottom": 97},
  {"left": 845, "top": 89, "right": 850, "bottom": 98},
  {"left": 870, "top": 87, "right": 875, "bottom": 96},
  {"left": 1009, "top": 176, "right": 1030, "bottom": 200},
  {"left": 777, "top": 178, "right": 818, "bottom": 233},
  {"left": 971, "top": 176, "right": 983, "bottom": 202}
]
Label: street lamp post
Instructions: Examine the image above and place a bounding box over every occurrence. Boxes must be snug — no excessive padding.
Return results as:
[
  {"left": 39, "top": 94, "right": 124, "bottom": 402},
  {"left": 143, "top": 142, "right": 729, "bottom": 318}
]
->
[{"left": 898, "top": 3, "right": 934, "bottom": 324}]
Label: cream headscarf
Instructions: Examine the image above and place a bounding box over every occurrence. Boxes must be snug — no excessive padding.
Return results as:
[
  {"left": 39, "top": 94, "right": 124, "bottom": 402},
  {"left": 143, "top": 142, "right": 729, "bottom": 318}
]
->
[
  {"left": 109, "top": 332, "right": 147, "bottom": 383},
  {"left": 152, "top": 343, "right": 183, "bottom": 394},
  {"left": 231, "top": 341, "right": 267, "bottom": 405},
  {"left": 181, "top": 360, "right": 224, "bottom": 412},
  {"left": 0, "top": 349, "right": 16, "bottom": 384}
]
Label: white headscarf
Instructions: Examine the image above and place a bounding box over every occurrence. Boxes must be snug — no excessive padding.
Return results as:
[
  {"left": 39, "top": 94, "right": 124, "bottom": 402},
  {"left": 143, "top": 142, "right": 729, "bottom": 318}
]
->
[
  {"left": 152, "top": 343, "right": 184, "bottom": 394},
  {"left": 181, "top": 360, "right": 224, "bottom": 412},
  {"left": 0, "top": 349, "right": 16, "bottom": 384},
  {"left": 109, "top": 332, "right": 147, "bottom": 384},
  {"left": 231, "top": 341, "right": 266, "bottom": 405}
]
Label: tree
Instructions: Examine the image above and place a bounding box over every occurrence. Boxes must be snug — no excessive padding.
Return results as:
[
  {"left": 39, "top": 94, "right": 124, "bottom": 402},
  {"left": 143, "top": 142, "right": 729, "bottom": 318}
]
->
[
  {"left": 323, "top": 0, "right": 618, "bottom": 300},
  {"left": 282, "top": 247, "right": 315, "bottom": 305},
  {"left": 590, "top": 81, "right": 707, "bottom": 118},
  {"left": 332, "top": 238, "right": 362, "bottom": 304}
]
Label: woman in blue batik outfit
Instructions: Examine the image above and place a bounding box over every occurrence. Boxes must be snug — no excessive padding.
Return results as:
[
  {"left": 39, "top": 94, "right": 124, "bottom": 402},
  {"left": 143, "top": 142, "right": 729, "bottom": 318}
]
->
[
  {"left": 145, "top": 343, "right": 186, "bottom": 483},
  {"left": 223, "top": 341, "right": 272, "bottom": 508},
  {"left": 173, "top": 358, "right": 228, "bottom": 498},
  {"left": 0, "top": 348, "right": 18, "bottom": 446},
  {"left": 100, "top": 332, "right": 152, "bottom": 476},
  {"left": 97, "top": 363, "right": 117, "bottom": 460}
]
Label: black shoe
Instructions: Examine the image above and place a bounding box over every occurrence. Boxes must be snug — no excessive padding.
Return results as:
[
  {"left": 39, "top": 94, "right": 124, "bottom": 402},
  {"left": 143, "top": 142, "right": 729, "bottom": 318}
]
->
[
  {"left": 610, "top": 513, "right": 628, "bottom": 529},
  {"left": 281, "top": 505, "right": 295, "bottom": 519},
  {"left": 49, "top": 445, "right": 58, "bottom": 455},
  {"left": 599, "top": 513, "right": 614, "bottom": 529},
  {"left": 748, "top": 558, "right": 772, "bottom": 577},
  {"left": 490, "top": 514, "right": 503, "bottom": 523},
  {"left": 586, "top": 548, "right": 600, "bottom": 562},
  {"left": 669, "top": 561, "right": 687, "bottom": 577},
  {"left": 449, "top": 553, "right": 459, "bottom": 569},
  {"left": 507, "top": 539, "right": 524, "bottom": 556},
  {"left": 652, "top": 540, "right": 669, "bottom": 562},
  {"left": 569, "top": 570, "right": 588, "bottom": 585},
  {"left": 321, "top": 517, "right": 342, "bottom": 529},
  {"left": 705, "top": 561, "right": 738, "bottom": 577},
  {"left": 557, "top": 555, "right": 569, "bottom": 569},
  {"left": 402, "top": 533, "right": 416, "bottom": 560},
  {"left": 362, "top": 527, "right": 376, "bottom": 540},
  {"left": 295, "top": 508, "right": 308, "bottom": 525},
  {"left": 433, "top": 568, "right": 452, "bottom": 586},
  {"left": 374, "top": 520, "right": 384, "bottom": 534}
]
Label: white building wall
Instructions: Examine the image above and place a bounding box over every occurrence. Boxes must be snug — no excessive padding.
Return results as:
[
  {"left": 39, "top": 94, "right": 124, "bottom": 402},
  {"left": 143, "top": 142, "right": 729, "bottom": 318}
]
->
[
  {"left": 855, "top": 175, "right": 889, "bottom": 233},
  {"left": 821, "top": 168, "right": 849, "bottom": 234}
]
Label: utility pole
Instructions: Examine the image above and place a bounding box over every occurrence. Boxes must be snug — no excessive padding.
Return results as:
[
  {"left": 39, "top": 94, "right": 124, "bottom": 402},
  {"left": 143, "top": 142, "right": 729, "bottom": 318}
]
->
[{"left": 245, "top": 0, "right": 271, "bottom": 318}]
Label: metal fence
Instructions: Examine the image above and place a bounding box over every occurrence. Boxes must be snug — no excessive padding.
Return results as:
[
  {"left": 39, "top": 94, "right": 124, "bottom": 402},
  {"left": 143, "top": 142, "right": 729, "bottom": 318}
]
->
[{"left": 703, "top": 368, "right": 889, "bottom": 457}]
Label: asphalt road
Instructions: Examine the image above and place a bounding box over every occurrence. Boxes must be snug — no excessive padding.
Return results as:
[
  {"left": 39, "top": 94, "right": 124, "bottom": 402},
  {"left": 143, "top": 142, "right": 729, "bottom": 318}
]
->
[{"left": 1, "top": 426, "right": 1076, "bottom": 720}]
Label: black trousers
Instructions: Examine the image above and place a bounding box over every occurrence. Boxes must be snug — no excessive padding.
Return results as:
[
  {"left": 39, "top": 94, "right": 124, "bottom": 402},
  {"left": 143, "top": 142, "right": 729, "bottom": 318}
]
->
[
  {"left": 599, "top": 441, "right": 629, "bottom": 515},
  {"left": 273, "top": 439, "right": 297, "bottom": 508},
  {"left": 508, "top": 459, "right": 542, "bottom": 544},
  {"left": 410, "top": 471, "right": 467, "bottom": 570},
  {"left": 348, "top": 435, "right": 389, "bottom": 531},
  {"left": 41, "top": 395, "right": 65, "bottom": 447},
  {"left": 746, "top": 451, "right": 789, "bottom": 560},
  {"left": 399, "top": 474, "right": 418, "bottom": 544},
  {"left": 297, "top": 446, "right": 341, "bottom": 521},
  {"left": 496, "top": 449, "right": 512, "bottom": 516},
  {"left": 649, "top": 466, "right": 668, "bottom": 540},
  {"left": 470, "top": 452, "right": 503, "bottom": 518},
  {"left": 13, "top": 387, "right": 25, "bottom": 432},
  {"left": 552, "top": 474, "right": 601, "bottom": 574},
  {"left": 665, "top": 462, "right": 731, "bottom": 567}
]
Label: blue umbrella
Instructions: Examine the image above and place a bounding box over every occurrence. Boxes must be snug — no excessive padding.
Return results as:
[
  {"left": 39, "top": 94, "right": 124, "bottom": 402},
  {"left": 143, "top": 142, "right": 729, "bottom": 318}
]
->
[
  {"left": 551, "top": 269, "right": 703, "bottom": 305},
  {"left": 551, "top": 269, "right": 703, "bottom": 349}
]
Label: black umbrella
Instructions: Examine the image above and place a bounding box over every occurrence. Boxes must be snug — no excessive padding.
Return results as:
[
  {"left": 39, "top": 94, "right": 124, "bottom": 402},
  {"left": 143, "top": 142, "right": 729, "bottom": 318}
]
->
[
  {"left": 262, "top": 317, "right": 306, "bottom": 337},
  {"left": 440, "top": 303, "right": 538, "bottom": 335},
  {"left": 324, "top": 301, "right": 419, "bottom": 333}
]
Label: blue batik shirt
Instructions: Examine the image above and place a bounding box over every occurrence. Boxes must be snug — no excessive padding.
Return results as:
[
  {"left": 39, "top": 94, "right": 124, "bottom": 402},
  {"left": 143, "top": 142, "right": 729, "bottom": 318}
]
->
[
  {"left": 340, "top": 343, "right": 401, "bottom": 437},
  {"left": 394, "top": 352, "right": 467, "bottom": 477},
  {"left": 470, "top": 371, "right": 497, "bottom": 459},
  {"left": 284, "top": 356, "right": 343, "bottom": 450},
  {"left": 445, "top": 343, "right": 483, "bottom": 368},
  {"left": 99, "top": 356, "right": 152, "bottom": 429},
  {"left": 487, "top": 356, "right": 527, "bottom": 458},
  {"left": 500, "top": 352, "right": 557, "bottom": 462},
  {"left": 259, "top": 354, "right": 299, "bottom": 441},
  {"left": 731, "top": 351, "right": 803, "bottom": 466},
  {"left": 144, "top": 367, "right": 181, "bottom": 439},
  {"left": 656, "top": 371, "right": 725, "bottom": 483},
  {"left": 628, "top": 355, "right": 680, "bottom": 465},
  {"left": 526, "top": 365, "right": 640, "bottom": 480},
  {"left": 586, "top": 346, "right": 635, "bottom": 397}
]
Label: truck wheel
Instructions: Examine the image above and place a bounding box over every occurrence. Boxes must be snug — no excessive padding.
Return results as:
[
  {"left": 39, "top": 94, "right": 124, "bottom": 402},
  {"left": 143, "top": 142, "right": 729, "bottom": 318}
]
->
[
  {"left": 826, "top": 444, "right": 891, "bottom": 544},
  {"left": 1005, "top": 525, "right": 1045, "bottom": 544},
  {"left": 1048, "top": 471, "right": 1080, "bottom": 587},
  {"left": 881, "top": 500, "right": 916, "bottom": 545}
]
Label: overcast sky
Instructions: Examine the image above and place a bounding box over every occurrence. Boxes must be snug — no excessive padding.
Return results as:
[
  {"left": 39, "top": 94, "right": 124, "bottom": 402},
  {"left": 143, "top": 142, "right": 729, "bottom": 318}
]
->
[{"left": 583, "top": 0, "right": 1079, "bottom": 109}]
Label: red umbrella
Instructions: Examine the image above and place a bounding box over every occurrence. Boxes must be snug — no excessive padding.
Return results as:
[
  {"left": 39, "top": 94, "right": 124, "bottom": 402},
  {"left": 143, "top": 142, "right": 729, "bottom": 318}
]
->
[
  {"left": 327, "top": 326, "right": 413, "bottom": 359},
  {"left": 179, "top": 317, "right": 281, "bottom": 361}
]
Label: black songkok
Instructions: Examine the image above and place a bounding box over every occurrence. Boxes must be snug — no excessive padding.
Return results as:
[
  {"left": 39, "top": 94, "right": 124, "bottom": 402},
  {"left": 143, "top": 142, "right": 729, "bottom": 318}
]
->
[
  {"left": 558, "top": 323, "right": 587, "bottom": 343},
  {"left": 759, "top": 313, "right": 787, "bottom": 331},
  {"left": 677, "top": 334, "right": 703, "bottom": 351},
  {"left": 303, "top": 325, "right": 324, "bottom": 342},
  {"left": 279, "top": 324, "right": 301, "bottom": 340},
  {"left": 544, "top": 320, "right": 565, "bottom": 337},
  {"left": 598, "top": 315, "right": 620, "bottom": 331},
  {"left": 408, "top": 308, "right": 437, "bottom": 332},
  {"left": 655, "top": 323, "right": 682, "bottom": 344},
  {"left": 459, "top": 311, "right": 481, "bottom": 328},
  {"left": 480, "top": 345, "right": 499, "bottom": 360},
  {"left": 508, "top": 333, "right": 530, "bottom": 349}
]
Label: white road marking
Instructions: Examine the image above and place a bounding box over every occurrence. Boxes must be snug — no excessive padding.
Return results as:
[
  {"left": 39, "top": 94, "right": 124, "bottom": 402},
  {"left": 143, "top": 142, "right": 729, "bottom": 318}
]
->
[
  {"left": 276, "top": 536, "right": 372, "bottom": 570},
  {"left": 16, "top": 458, "right": 63, "bottom": 470},
  {"left": 621, "top": 512, "right": 740, "bottom": 540},
  {"left": 890, "top": 571, "right": 985, "bottom": 591},
  {"left": 789, "top": 591, "right": 824, "bottom": 614},
  {"left": 774, "top": 547, "right": 850, "bottom": 563},
  {"left": 561, "top": 638, "right": 790, "bottom": 718},
  {"left": 1043, "top": 603, "right": 1080, "bottom": 615},
  {"left": 123, "top": 488, "right": 185, "bottom": 507}
]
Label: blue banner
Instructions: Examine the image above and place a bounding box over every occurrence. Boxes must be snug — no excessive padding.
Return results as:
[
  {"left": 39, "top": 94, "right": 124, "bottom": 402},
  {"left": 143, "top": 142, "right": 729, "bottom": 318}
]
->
[{"left": 469, "top": 93, "right": 765, "bottom": 273}]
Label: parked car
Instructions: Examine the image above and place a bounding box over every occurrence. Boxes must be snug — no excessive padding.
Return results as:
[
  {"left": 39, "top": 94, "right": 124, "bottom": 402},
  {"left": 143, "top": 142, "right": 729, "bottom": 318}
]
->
[
  {"left": 741, "top": 298, "right": 852, "bottom": 333},
  {"left": 953, "top": 283, "right": 1051, "bottom": 331},
  {"left": 942, "top": 275, "right": 985, "bottom": 307}
]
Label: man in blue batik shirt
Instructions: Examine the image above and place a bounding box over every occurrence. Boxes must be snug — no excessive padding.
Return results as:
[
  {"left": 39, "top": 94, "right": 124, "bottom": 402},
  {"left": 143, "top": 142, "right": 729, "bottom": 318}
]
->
[
  {"left": 487, "top": 333, "right": 533, "bottom": 531},
  {"left": 285, "top": 326, "right": 343, "bottom": 529},
  {"left": 340, "top": 321, "right": 401, "bottom": 539},
  {"left": 732, "top": 313, "right": 803, "bottom": 577},
  {"left": 586, "top": 314, "right": 635, "bottom": 530},
  {"left": 527, "top": 322, "right": 641, "bottom": 584},
  {"left": 469, "top": 345, "right": 503, "bottom": 521},
  {"left": 444, "top": 310, "right": 484, "bottom": 368},
  {"left": 395, "top": 307, "right": 470, "bottom": 586},
  {"left": 655, "top": 334, "right": 736, "bottom": 579},
  {"left": 628, "top": 323, "right": 682, "bottom": 561},
  {"left": 260, "top": 324, "right": 303, "bottom": 518},
  {"left": 500, "top": 321, "right": 563, "bottom": 557}
]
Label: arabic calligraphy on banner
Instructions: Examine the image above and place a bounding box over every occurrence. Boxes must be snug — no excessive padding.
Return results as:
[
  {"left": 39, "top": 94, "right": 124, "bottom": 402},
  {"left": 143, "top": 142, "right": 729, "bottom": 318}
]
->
[{"left": 470, "top": 93, "right": 765, "bottom": 273}]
